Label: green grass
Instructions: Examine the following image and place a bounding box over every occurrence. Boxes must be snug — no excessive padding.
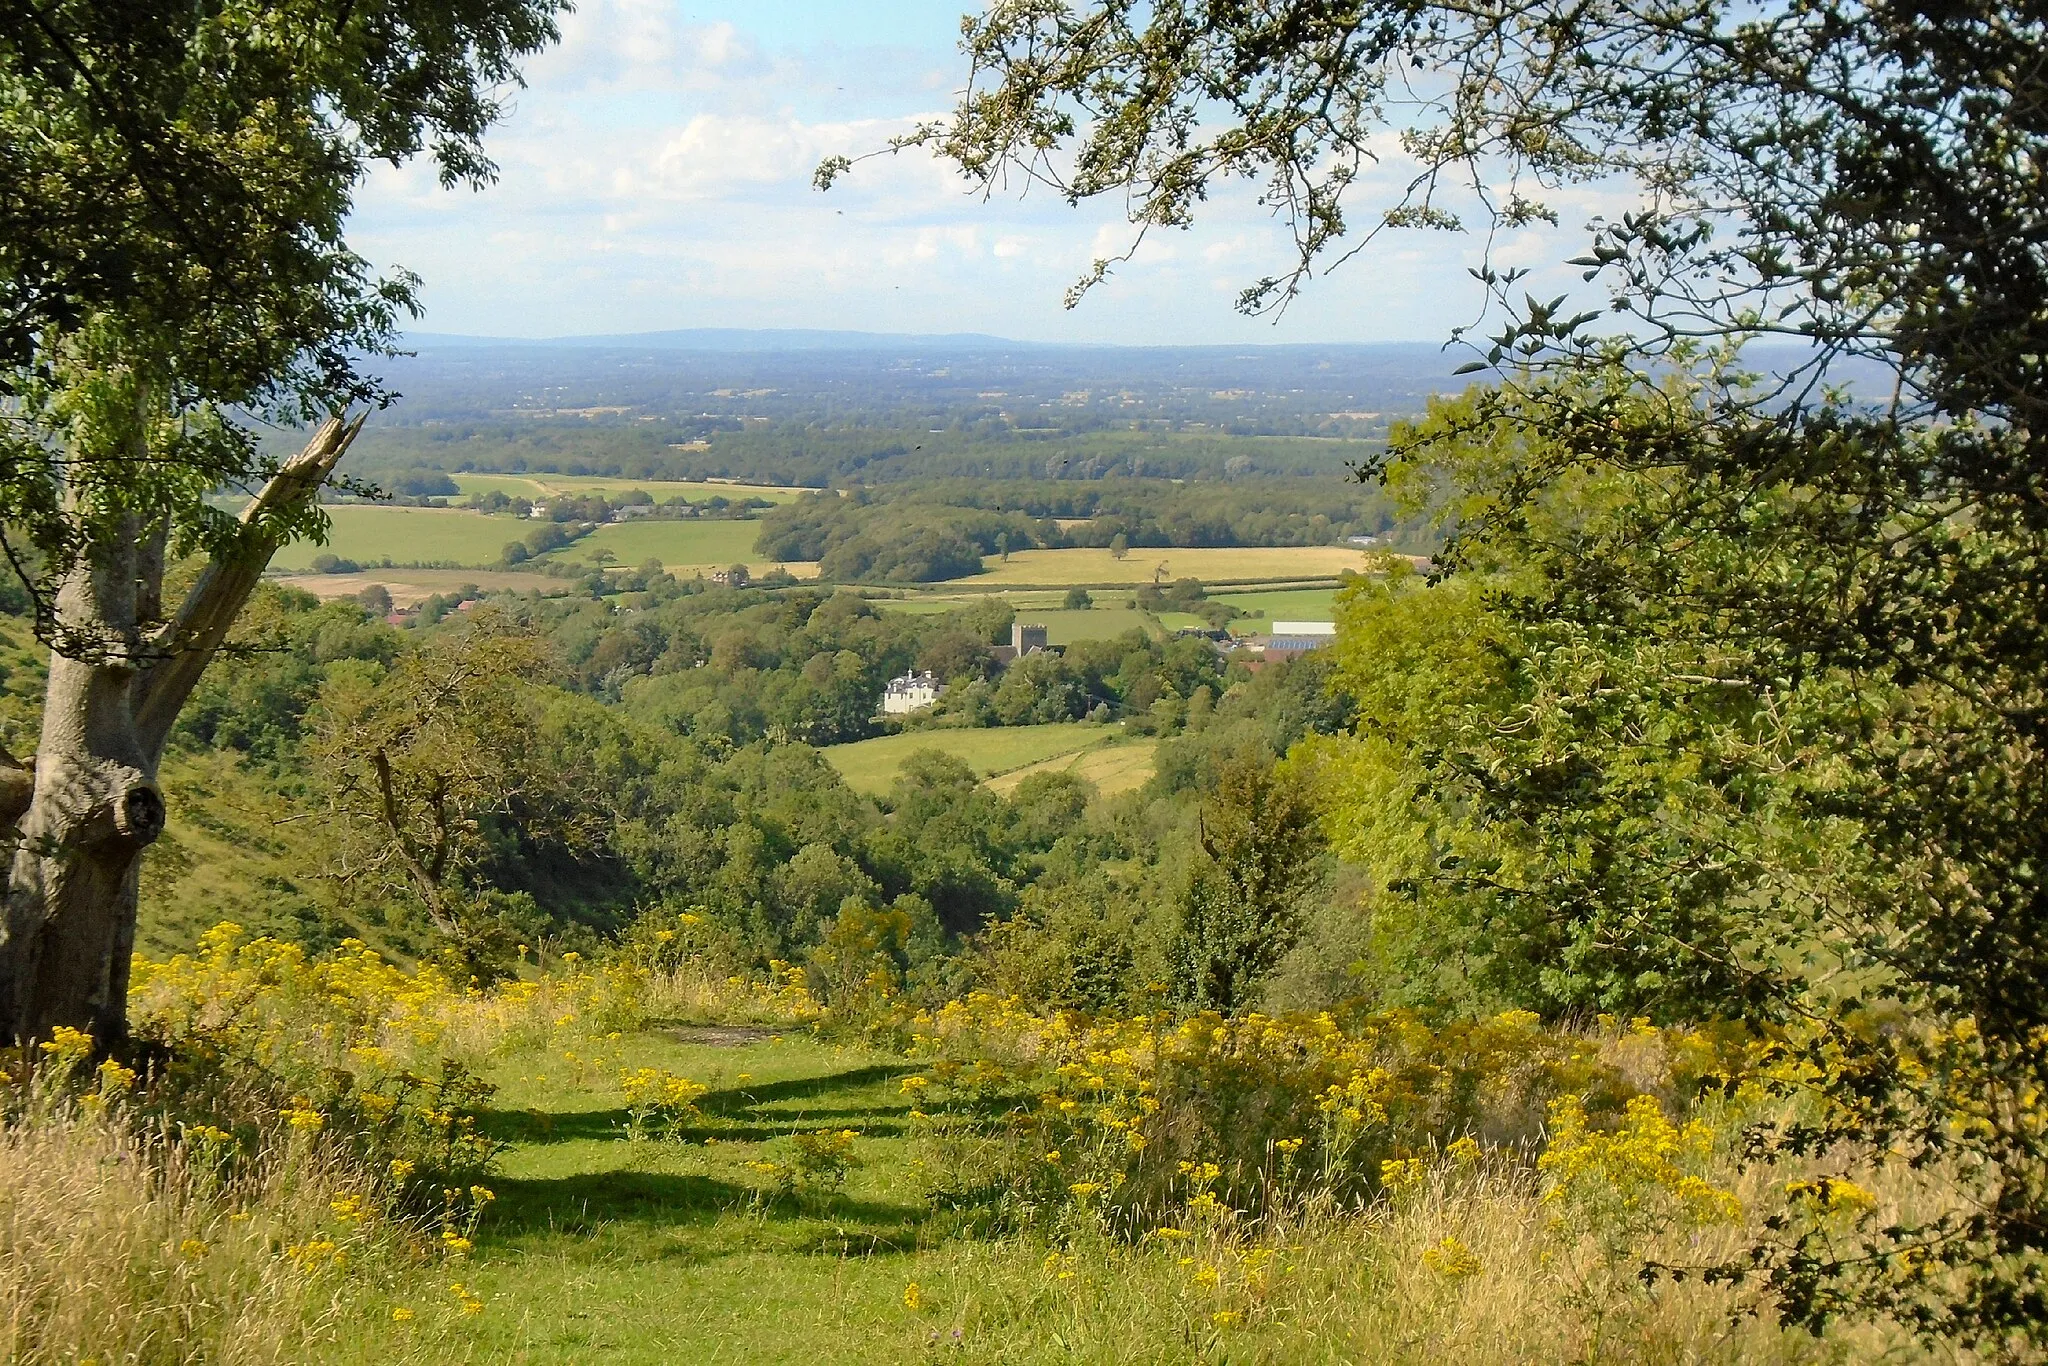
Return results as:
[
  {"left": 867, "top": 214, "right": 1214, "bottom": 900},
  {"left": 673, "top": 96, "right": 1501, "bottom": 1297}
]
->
[
  {"left": 449, "top": 473, "right": 554, "bottom": 498},
  {"left": 413, "top": 1030, "right": 931, "bottom": 1363},
  {"left": 452, "top": 473, "right": 814, "bottom": 504},
  {"left": 204, "top": 1000, "right": 1869, "bottom": 1364},
  {"left": 1211, "top": 586, "right": 1343, "bottom": 631},
  {"left": 822, "top": 723, "right": 1137, "bottom": 796},
  {"left": 958, "top": 546, "right": 1369, "bottom": 586},
  {"left": 272, "top": 506, "right": 524, "bottom": 570},
  {"left": 139, "top": 752, "right": 403, "bottom": 959},
  {"left": 270, "top": 568, "right": 566, "bottom": 606},
  {"left": 985, "top": 736, "right": 1160, "bottom": 798},
  {"left": 538, "top": 519, "right": 769, "bottom": 572},
  {"left": 869, "top": 601, "right": 1187, "bottom": 646},
  {"left": 868, "top": 597, "right": 966, "bottom": 616},
  {"left": 271, "top": 505, "right": 816, "bottom": 576},
  {"left": 1018, "top": 608, "right": 1161, "bottom": 645}
]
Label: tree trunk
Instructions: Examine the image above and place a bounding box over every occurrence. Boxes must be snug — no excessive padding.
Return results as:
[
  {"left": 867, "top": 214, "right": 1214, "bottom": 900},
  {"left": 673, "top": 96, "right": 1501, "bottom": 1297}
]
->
[{"left": 0, "top": 415, "right": 362, "bottom": 1045}]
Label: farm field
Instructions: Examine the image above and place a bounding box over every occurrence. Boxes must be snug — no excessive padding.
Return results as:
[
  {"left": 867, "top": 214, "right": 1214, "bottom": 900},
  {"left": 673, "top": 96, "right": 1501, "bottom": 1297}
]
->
[
  {"left": 538, "top": 519, "right": 820, "bottom": 579},
  {"left": 271, "top": 505, "right": 523, "bottom": 570},
  {"left": 271, "top": 568, "right": 565, "bottom": 606},
  {"left": 872, "top": 600, "right": 1166, "bottom": 645},
  {"left": 958, "top": 545, "right": 1371, "bottom": 586},
  {"left": 985, "top": 735, "right": 1160, "bottom": 797},
  {"left": 451, "top": 473, "right": 815, "bottom": 504},
  {"left": 1018, "top": 607, "right": 1158, "bottom": 644},
  {"left": 1212, "top": 585, "right": 1345, "bottom": 630},
  {"left": 821, "top": 723, "right": 1143, "bottom": 796}
]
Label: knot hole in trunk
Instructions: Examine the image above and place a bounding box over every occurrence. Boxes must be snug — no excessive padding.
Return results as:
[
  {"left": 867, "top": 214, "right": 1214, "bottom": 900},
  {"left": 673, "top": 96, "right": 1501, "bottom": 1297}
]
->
[{"left": 114, "top": 784, "right": 165, "bottom": 846}]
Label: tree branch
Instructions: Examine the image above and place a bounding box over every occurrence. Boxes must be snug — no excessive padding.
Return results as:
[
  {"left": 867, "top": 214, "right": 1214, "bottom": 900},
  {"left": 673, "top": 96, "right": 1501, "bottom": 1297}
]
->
[
  {"left": 372, "top": 748, "right": 459, "bottom": 935},
  {"left": 132, "top": 413, "right": 364, "bottom": 760}
]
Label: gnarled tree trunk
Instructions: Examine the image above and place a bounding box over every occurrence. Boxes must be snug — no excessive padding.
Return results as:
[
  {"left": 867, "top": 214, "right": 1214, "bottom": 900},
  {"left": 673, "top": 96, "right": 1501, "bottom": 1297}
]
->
[{"left": 0, "top": 415, "right": 362, "bottom": 1045}]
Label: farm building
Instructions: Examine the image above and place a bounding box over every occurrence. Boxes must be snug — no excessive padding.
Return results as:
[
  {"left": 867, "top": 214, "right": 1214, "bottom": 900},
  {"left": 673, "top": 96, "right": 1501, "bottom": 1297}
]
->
[
  {"left": 883, "top": 671, "right": 944, "bottom": 715},
  {"left": 711, "top": 565, "right": 750, "bottom": 588},
  {"left": 1264, "top": 620, "right": 1338, "bottom": 662}
]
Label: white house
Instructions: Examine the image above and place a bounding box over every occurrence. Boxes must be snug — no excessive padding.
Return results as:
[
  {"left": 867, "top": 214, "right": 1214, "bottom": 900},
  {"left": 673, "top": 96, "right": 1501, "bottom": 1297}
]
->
[{"left": 882, "top": 671, "right": 944, "bottom": 715}]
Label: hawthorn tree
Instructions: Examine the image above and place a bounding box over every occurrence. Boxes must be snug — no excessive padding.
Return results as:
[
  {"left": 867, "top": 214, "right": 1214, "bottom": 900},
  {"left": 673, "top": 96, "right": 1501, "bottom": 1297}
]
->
[
  {"left": 0, "top": 0, "right": 563, "bottom": 1044},
  {"left": 857, "top": 0, "right": 2048, "bottom": 1349}
]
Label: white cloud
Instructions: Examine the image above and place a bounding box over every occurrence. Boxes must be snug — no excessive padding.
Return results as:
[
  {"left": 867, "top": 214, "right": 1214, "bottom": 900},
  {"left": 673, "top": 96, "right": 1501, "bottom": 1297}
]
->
[{"left": 348, "top": 1, "right": 1619, "bottom": 343}]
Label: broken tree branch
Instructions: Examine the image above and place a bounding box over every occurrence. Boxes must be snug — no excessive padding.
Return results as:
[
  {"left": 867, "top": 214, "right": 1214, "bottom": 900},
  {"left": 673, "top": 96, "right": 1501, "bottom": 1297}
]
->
[{"left": 132, "top": 413, "right": 365, "bottom": 759}]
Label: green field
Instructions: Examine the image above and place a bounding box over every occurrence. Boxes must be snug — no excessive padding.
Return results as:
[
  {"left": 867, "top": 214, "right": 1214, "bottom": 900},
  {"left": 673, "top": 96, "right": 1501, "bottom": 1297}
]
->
[
  {"left": 1027, "top": 607, "right": 1159, "bottom": 644},
  {"left": 539, "top": 519, "right": 765, "bottom": 570},
  {"left": 822, "top": 723, "right": 1144, "bottom": 796},
  {"left": 867, "top": 597, "right": 962, "bottom": 616},
  {"left": 271, "top": 568, "right": 565, "bottom": 606},
  {"left": 272, "top": 505, "right": 819, "bottom": 577},
  {"left": 272, "top": 506, "right": 523, "bottom": 570},
  {"left": 452, "top": 473, "right": 814, "bottom": 504},
  {"left": 874, "top": 600, "right": 1166, "bottom": 645},
  {"left": 985, "top": 736, "right": 1159, "bottom": 797},
  {"left": 1212, "top": 585, "right": 1344, "bottom": 631},
  {"left": 959, "top": 545, "right": 1369, "bottom": 586}
]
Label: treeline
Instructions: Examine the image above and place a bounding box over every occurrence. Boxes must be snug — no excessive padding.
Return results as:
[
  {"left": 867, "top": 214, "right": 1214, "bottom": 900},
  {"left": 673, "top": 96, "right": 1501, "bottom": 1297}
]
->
[
  {"left": 751, "top": 481, "right": 1405, "bottom": 583},
  {"left": 753, "top": 496, "right": 1053, "bottom": 581},
  {"left": 340, "top": 417, "right": 1383, "bottom": 488}
]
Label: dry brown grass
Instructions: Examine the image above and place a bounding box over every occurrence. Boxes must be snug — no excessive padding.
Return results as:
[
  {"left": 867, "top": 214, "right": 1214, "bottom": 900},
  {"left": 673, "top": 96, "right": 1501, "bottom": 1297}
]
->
[
  {"left": 902, "top": 1162, "right": 1903, "bottom": 1364},
  {"left": 0, "top": 1113, "right": 411, "bottom": 1365}
]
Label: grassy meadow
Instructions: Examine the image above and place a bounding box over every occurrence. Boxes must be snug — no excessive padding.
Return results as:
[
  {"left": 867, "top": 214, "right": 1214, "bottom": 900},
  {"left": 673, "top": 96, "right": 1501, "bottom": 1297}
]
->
[
  {"left": 272, "top": 568, "right": 566, "bottom": 606},
  {"left": 450, "top": 473, "right": 815, "bottom": 504},
  {"left": 271, "top": 501, "right": 1371, "bottom": 594},
  {"left": 272, "top": 506, "right": 526, "bottom": 570},
  {"left": 537, "top": 518, "right": 820, "bottom": 579},
  {"left": 870, "top": 597, "right": 1172, "bottom": 643},
  {"left": 23, "top": 938, "right": 1907, "bottom": 1365},
  {"left": 984, "top": 736, "right": 1160, "bottom": 797},
  {"left": 1210, "top": 586, "right": 1342, "bottom": 631},
  {"left": 822, "top": 723, "right": 1143, "bottom": 795},
  {"left": 271, "top": 504, "right": 819, "bottom": 578},
  {"left": 960, "top": 546, "right": 1370, "bottom": 586}
]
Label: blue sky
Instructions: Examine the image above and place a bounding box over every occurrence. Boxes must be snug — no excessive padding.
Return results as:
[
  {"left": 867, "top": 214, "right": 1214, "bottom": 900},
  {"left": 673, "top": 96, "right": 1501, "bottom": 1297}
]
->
[{"left": 350, "top": 1, "right": 1609, "bottom": 345}]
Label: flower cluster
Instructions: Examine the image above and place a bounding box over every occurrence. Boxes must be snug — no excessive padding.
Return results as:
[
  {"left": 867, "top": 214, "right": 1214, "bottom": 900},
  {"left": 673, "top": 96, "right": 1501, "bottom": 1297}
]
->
[
  {"left": 1539, "top": 1093, "right": 1743, "bottom": 1241},
  {"left": 888, "top": 992, "right": 1747, "bottom": 1234},
  {"left": 618, "top": 1067, "right": 709, "bottom": 1142}
]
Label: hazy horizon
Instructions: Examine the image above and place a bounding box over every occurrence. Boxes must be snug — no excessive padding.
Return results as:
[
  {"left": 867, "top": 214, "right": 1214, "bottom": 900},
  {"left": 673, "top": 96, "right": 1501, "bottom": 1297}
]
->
[{"left": 349, "top": 1, "right": 1619, "bottom": 348}]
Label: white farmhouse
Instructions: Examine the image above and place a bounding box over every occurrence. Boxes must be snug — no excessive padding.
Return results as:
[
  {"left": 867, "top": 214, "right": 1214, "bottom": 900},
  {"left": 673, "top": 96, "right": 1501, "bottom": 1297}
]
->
[{"left": 882, "top": 671, "right": 944, "bottom": 715}]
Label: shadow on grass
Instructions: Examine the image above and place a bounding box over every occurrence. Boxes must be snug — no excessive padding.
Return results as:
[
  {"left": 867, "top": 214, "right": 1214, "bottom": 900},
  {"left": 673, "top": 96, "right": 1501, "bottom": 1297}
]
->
[
  {"left": 484, "top": 1063, "right": 924, "bottom": 1147},
  {"left": 483, "top": 1169, "right": 746, "bottom": 1238},
  {"left": 483, "top": 1169, "right": 930, "bottom": 1248},
  {"left": 698, "top": 1063, "right": 917, "bottom": 1114}
]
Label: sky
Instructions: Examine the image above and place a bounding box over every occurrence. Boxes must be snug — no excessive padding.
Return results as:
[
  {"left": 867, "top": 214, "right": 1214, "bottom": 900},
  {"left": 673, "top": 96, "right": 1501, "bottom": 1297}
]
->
[{"left": 350, "top": 0, "right": 1615, "bottom": 346}]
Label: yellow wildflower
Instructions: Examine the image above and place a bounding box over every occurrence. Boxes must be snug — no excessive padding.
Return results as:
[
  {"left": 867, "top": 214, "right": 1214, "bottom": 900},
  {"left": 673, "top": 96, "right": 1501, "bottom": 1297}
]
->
[{"left": 1421, "top": 1236, "right": 1482, "bottom": 1279}]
